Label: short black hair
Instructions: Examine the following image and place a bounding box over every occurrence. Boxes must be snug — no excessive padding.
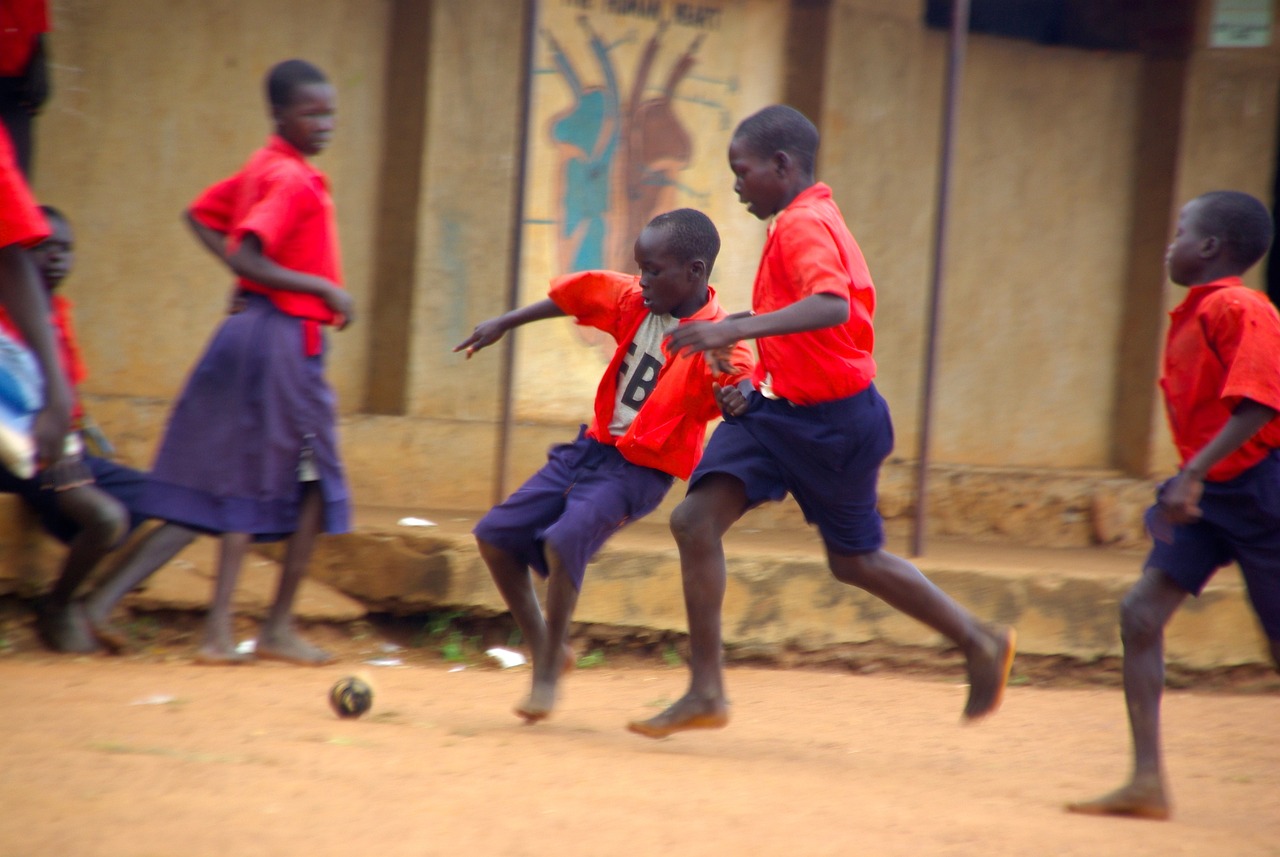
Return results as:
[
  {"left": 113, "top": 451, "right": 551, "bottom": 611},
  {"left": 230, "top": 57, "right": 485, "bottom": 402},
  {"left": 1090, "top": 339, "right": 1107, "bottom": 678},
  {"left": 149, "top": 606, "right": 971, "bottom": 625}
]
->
[
  {"left": 1195, "top": 191, "right": 1274, "bottom": 270},
  {"left": 38, "top": 204, "right": 67, "bottom": 227},
  {"left": 645, "top": 208, "right": 720, "bottom": 276},
  {"left": 266, "top": 59, "right": 329, "bottom": 109},
  {"left": 732, "top": 105, "right": 819, "bottom": 176}
]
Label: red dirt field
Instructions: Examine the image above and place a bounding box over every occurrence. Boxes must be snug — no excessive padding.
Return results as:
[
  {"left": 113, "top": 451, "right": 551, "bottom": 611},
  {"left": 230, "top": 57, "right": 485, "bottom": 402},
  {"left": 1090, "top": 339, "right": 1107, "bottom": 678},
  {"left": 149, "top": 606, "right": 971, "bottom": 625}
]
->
[{"left": 1, "top": 612, "right": 1278, "bottom": 857}]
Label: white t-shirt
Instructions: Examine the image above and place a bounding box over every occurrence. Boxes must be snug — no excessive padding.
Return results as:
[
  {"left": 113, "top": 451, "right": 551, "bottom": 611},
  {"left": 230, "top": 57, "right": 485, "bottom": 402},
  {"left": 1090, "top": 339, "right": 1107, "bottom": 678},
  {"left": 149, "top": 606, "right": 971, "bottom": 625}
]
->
[{"left": 609, "top": 312, "right": 680, "bottom": 437}]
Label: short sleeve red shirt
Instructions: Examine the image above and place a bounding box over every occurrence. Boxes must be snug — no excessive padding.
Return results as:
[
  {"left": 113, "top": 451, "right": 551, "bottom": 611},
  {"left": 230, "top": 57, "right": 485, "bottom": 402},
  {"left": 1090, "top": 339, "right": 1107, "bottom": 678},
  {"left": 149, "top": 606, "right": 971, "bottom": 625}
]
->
[
  {"left": 751, "top": 183, "right": 876, "bottom": 405},
  {"left": 0, "top": 0, "right": 49, "bottom": 76},
  {"left": 1160, "top": 276, "right": 1280, "bottom": 481},
  {"left": 188, "top": 135, "right": 342, "bottom": 323},
  {"left": 549, "top": 270, "right": 754, "bottom": 478},
  {"left": 0, "top": 123, "right": 47, "bottom": 248}
]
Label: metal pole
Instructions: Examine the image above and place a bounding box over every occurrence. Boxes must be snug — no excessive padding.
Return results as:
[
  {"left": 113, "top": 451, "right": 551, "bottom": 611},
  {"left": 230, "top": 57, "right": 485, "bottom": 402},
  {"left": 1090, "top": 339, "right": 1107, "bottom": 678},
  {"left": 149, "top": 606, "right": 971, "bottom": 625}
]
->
[
  {"left": 494, "top": 0, "right": 538, "bottom": 506},
  {"left": 911, "top": 0, "right": 970, "bottom": 557}
]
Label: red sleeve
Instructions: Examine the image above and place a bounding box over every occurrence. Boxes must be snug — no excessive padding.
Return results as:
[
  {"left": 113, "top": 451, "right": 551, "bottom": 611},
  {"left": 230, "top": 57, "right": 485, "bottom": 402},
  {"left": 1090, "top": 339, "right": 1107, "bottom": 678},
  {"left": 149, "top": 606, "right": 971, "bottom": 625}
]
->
[
  {"left": 1207, "top": 291, "right": 1280, "bottom": 413},
  {"left": 188, "top": 174, "right": 241, "bottom": 233},
  {"left": 548, "top": 271, "right": 638, "bottom": 341},
  {"left": 51, "top": 296, "right": 86, "bottom": 388},
  {"left": 778, "top": 215, "right": 852, "bottom": 301},
  {"left": 227, "top": 168, "right": 313, "bottom": 258},
  {"left": 0, "top": 125, "right": 48, "bottom": 248}
]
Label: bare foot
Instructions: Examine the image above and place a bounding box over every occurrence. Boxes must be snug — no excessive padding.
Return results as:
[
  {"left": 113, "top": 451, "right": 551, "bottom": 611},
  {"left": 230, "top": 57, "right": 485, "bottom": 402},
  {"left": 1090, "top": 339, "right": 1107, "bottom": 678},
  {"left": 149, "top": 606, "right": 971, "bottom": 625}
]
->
[
  {"left": 514, "top": 681, "right": 557, "bottom": 723},
  {"left": 34, "top": 600, "right": 100, "bottom": 654},
  {"left": 1066, "top": 781, "right": 1171, "bottom": 821},
  {"left": 83, "top": 609, "right": 129, "bottom": 655},
  {"left": 962, "top": 626, "right": 1016, "bottom": 722},
  {"left": 627, "top": 693, "right": 729, "bottom": 739},
  {"left": 257, "top": 632, "right": 336, "bottom": 666},
  {"left": 193, "top": 646, "right": 254, "bottom": 666},
  {"left": 513, "top": 644, "right": 576, "bottom": 723}
]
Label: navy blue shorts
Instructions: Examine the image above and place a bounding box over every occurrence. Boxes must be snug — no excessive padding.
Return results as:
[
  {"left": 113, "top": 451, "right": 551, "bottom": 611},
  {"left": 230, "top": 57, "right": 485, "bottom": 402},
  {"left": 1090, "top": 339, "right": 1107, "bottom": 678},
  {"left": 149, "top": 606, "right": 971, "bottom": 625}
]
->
[
  {"left": 0, "top": 453, "right": 150, "bottom": 545},
  {"left": 473, "top": 429, "right": 674, "bottom": 590},
  {"left": 1145, "top": 449, "right": 1280, "bottom": 639},
  {"left": 690, "top": 384, "right": 894, "bottom": 555}
]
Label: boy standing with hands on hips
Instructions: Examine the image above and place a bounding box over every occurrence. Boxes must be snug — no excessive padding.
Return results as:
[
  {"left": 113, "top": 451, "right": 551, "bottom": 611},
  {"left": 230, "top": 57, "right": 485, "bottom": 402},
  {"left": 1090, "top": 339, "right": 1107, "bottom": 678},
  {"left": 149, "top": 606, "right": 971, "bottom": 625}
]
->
[{"left": 629, "top": 105, "right": 1015, "bottom": 739}]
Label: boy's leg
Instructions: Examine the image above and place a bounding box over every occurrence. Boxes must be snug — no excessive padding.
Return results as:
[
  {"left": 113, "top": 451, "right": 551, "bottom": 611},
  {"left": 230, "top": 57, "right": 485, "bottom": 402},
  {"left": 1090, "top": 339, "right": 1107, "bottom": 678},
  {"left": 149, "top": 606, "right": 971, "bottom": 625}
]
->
[
  {"left": 257, "top": 484, "right": 334, "bottom": 665},
  {"left": 195, "top": 531, "right": 252, "bottom": 664},
  {"left": 515, "top": 543, "right": 580, "bottom": 722},
  {"left": 628, "top": 473, "right": 747, "bottom": 738},
  {"left": 35, "top": 485, "right": 127, "bottom": 652},
  {"left": 826, "top": 549, "right": 1016, "bottom": 721},
  {"left": 81, "top": 522, "right": 198, "bottom": 651},
  {"left": 478, "top": 536, "right": 548, "bottom": 661},
  {"left": 1067, "top": 565, "right": 1184, "bottom": 820}
]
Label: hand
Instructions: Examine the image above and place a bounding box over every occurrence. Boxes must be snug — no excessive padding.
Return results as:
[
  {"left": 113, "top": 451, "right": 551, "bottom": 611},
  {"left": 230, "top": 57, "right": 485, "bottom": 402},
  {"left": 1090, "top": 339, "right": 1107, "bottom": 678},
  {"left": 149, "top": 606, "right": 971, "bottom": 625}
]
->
[
  {"left": 704, "top": 345, "right": 737, "bottom": 375},
  {"left": 1158, "top": 471, "right": 1204, "bottom": 525},
  {"left": 667, "top": 319, "right": 739, "bottom": 357},
  {"left": 454, "top": 317, "right": 508, "bottom": 358},
  {"left": 714, "top": 383, "right": 749, "bottom": 418},
  {"left": 323, "top": 285, "right": 355, "bottom": 330}
]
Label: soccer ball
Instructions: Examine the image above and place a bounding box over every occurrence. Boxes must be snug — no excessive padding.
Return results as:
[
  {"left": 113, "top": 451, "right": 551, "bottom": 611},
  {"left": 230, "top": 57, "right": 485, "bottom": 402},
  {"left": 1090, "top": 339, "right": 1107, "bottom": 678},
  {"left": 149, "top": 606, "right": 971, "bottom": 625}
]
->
[{"left": 329, "top": 676, "right": 373, "bottom": 719}]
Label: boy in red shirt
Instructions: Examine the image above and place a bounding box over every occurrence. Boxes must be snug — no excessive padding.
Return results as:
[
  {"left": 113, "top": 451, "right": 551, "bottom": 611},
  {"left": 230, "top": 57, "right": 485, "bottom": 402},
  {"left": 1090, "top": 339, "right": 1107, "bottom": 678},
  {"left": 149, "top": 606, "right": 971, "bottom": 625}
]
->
[
  {"left": 630, "top": 105, "right": 1015, "bottom": 739},
  {"left": 1069, "top": 191, "right": 1280, "bottom": 821},
  {"left": 455, "top": 208, "right": 753, "bottom": 722},
  {"left": 0, "top": 205, "right": 153, "bottom": 653},
  {"left": 78, "top": 59, "right": 353, "bottom": 666}
]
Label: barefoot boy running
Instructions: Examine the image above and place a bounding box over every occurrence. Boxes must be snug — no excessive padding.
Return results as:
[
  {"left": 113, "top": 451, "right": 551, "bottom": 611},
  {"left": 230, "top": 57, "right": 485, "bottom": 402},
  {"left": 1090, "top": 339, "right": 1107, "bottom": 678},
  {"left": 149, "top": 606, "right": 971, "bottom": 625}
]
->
[
  {"left": 1068, "top": 191, "right": 1280, "bottom": 821},
  {"left": 455, "top": 208, "right": 753, "bottom": 722},
  {"left": 629, "top": 105, "right": 1015, "bottom": 739}
]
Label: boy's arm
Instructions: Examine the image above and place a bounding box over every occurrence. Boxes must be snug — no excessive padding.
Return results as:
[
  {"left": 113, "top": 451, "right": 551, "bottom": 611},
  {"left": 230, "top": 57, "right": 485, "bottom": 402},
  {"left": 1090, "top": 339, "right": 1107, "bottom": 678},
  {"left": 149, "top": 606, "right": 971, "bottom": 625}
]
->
[
  {"left": 668, "top": 293, "right": 847, "bottom": 355},
  {"left": 0, "top": 244, "right": 71, "bottom": 465},
  {"left": 1160, "top": 398, "right": 1278, "bottom": 524},
  {"left": 454, "top": 299, "right": 567, "bottom": 359},
  {"left": 224, "top": 233, "right": 354, "bottom": 328},
  {"left": 185, "top": 210, "right": 231, "bottom": 265}
]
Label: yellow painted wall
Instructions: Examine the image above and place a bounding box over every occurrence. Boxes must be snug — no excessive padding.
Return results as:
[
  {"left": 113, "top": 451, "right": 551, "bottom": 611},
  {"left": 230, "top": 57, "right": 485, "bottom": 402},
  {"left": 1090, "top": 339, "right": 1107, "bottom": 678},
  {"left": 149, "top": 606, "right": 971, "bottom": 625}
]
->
[
  {"left": 20, "top": 0, "right": 1280, "bottom": 516},
  {"left": 33, "top": 0, "right": 388, "bottom": 411}
]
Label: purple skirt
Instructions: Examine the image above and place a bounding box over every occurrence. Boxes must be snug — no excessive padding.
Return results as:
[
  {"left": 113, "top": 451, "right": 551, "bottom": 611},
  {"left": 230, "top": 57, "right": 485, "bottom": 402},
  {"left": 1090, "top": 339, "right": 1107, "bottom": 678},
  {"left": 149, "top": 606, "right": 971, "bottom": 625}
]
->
[{"left": 136, "top": 294, "right": 350, "bottom": 540}]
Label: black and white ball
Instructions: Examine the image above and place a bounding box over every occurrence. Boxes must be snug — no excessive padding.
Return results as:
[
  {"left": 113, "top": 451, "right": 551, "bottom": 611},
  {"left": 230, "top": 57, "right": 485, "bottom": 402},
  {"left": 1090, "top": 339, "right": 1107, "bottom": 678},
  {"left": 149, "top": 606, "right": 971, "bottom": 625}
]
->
[{"left": 329, "top": 676, "right": 374, "bottom": 719}]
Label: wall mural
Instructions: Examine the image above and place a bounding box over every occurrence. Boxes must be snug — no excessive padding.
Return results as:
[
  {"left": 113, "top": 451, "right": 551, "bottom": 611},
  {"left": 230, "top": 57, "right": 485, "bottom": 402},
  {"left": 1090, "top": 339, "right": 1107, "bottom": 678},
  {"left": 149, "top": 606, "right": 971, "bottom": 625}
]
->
[{"left": 518, "top": 0, "right": 741, "bottom": 419}]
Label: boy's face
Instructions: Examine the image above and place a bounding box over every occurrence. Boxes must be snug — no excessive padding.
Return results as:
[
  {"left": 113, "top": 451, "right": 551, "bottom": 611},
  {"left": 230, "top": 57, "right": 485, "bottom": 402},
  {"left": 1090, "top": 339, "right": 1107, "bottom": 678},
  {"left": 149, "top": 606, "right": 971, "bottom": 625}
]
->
[
  {"left": 634, "top": 226, "right": 704, "bottom": 318},
  {"left": 274, "top": 82, "right": 337, "bottom": 157},
  {"left": 728, "top": 136, "right": 787, "bottom": 220},
  {"left": 1166, "top": 199, "right": 1214, "bottom": 286},
  {"left": 30, "top": 216, "right": 74, "bottom": 293}
]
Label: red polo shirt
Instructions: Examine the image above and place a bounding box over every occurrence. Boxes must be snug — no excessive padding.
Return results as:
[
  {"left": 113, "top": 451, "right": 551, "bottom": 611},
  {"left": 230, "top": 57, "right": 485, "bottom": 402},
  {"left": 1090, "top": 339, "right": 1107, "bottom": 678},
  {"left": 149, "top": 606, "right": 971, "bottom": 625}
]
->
[
  {"left": 0, "top": 123, "right": 46, "bottom": 248},
  {"left": 751, "top": 182, "right": 876, "bottom": 405},
  {"left": 1160, "top": 276, "right": 1280, "bottom": 481},
  {"left": 189, "top": 135, "right": 342, "bottom": 324},
  {"left": 0, "top": 0, "right": 48, "bottom": 77},
  {"left": 550, "top": 270, "right": 754, "bottom": 479}
]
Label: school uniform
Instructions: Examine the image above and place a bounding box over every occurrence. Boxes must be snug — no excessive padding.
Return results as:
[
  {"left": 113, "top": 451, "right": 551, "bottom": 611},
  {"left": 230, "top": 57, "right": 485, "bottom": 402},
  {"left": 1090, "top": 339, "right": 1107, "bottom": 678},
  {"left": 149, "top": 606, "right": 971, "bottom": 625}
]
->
[
  {"left": 137, "top": 135, "right": 350, "bottom": 540},
  {"left": 693, "top": 182, "right": 893, "bottom": 555},
  {"left": 474, "top": 270, "right": 753, "bottom": 590},
  {"left": 1146, "top": 276, "right": 1280, "bottom": 638}
]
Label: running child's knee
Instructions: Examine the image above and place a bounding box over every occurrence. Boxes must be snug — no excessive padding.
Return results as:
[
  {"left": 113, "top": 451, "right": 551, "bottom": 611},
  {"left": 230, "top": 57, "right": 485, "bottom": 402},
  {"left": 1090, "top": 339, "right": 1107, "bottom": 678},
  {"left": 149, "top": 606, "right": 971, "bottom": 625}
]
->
[{"left": 1118, "top": 593, "right": 1165, "bottom": 646}]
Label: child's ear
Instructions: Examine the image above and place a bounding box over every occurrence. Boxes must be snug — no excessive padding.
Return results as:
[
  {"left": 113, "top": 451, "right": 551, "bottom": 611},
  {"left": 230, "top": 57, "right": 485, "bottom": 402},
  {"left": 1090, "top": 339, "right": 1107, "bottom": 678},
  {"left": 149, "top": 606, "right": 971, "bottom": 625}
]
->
[
  {"left": 772, "top": 151, "right": 791, "bottom": 175},
  {"left": 688, "top": 258, "right": 707, "bottom": 280},
  {"left": 1199, "top": 235, "right": 1221, "bottom": 259}
]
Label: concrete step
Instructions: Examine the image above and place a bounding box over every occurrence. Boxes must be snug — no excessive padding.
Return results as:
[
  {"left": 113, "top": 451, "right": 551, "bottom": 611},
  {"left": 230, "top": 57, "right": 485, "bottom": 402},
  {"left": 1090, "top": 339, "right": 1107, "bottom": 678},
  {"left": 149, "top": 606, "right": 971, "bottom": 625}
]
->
[{"left": 4, "top": 502, "right": 1270, "bottom": 671}]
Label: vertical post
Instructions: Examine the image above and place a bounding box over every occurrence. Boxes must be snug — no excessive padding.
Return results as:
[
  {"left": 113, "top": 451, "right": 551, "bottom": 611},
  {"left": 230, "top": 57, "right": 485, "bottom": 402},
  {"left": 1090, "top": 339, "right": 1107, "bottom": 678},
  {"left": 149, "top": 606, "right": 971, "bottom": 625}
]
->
[
  {"left": 494, "top": 0, "right": 538, "bottom": 505},
  {"left": 911, "top": 0, "right": 970, "bottom": 557}
]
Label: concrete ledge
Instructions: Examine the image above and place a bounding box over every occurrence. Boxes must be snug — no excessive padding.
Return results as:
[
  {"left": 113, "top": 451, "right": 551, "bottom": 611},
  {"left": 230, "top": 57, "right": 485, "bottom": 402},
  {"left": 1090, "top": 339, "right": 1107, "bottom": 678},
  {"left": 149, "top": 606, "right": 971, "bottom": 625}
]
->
[{"left": 292, "top": 516, "right": 1271, "bottom": 672}]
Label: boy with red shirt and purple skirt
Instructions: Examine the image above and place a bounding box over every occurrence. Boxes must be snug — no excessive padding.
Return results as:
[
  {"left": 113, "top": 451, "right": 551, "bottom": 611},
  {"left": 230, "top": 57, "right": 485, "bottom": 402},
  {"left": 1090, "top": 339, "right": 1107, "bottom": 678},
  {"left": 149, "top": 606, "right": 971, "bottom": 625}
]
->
[
  {"left": 629, "top": 104, "right": 1016, "bottom": 739},
  {"left": 456, "top": 208, "right": 754, "bottom": 724},
  {"left": 1069, "top": 191, "right": 1280, "bottom": 821},
  {"left": 79, "top": 59, "right": 354, "bottom": 666}
]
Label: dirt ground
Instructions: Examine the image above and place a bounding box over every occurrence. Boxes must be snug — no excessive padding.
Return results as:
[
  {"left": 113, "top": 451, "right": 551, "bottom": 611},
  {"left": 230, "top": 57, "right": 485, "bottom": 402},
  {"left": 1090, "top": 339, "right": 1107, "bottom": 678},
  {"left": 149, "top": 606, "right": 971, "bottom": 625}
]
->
[{"left": 1, "top": 609, "right": 1278, "bottom": 857}]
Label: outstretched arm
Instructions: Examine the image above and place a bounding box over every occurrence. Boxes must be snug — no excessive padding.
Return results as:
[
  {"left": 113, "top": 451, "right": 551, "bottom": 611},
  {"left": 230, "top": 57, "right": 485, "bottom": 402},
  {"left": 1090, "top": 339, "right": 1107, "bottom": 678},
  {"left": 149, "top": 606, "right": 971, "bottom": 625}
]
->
[
  {"left": 454, "top": 299, "right": 567, "bottom": 358},
  {"left": 1160, "top": 398, "right": 1278, "bottom": 524}
]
